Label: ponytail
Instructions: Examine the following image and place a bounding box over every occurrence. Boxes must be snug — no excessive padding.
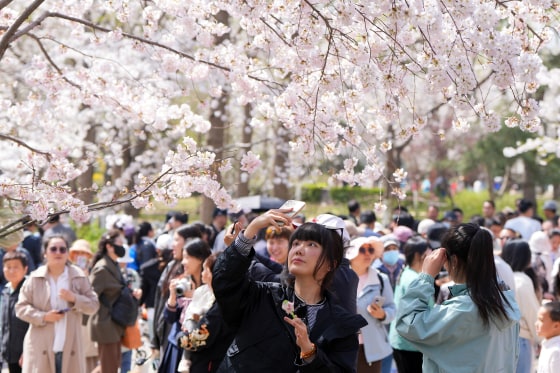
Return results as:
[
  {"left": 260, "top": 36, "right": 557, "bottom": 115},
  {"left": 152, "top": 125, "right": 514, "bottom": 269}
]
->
[{"left": 442, "top": 223, "right": 511, "bottom": 327}]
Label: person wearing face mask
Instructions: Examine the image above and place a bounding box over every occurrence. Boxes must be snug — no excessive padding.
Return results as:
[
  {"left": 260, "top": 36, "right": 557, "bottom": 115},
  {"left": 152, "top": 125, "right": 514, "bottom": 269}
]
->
[
  {"left": 376, "top": 235, "right": 405, "bottom": 291},
  {"left": 89, "top": 229, "right": 142, "bottom": 373}
]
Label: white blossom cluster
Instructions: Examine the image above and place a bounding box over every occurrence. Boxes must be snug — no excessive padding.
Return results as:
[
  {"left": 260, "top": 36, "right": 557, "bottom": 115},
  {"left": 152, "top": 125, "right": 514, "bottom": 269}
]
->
[{"left": 0, "top": 0, "right": 557, "bottom": 223}]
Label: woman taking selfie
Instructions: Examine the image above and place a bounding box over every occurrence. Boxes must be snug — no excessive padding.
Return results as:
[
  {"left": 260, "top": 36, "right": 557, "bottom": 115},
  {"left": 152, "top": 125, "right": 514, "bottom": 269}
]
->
[
  {"left": 213, "top": 210, "right": 367, "bottom": 372},
  {"left": 16, "top": 235, "right": 99, "bottom": 373},
  {"left": 395, "top": 223, "right": 521, "bottom": 372}
]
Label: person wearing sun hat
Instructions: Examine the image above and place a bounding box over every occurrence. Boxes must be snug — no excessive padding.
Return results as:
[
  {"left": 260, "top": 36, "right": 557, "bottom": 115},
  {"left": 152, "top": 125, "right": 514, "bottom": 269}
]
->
[
  {"left": 347, "top": 236, "right": 395, "bottom": 372},
  {"left": 69, "top": 239, "right": 94, "bottom": 273}
]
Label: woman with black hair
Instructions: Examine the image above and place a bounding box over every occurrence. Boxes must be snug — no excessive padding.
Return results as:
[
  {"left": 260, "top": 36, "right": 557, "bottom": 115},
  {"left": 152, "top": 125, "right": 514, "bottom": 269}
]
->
[
  {"left": 395, "top": 223, "right": 520, "bottom": 372},
  {"left": 501, "top": 239, "right": 541, "bottom": 373},
  {"left": 388, "top": 235, "right": 432, "bottom": 373},
  {"left": 158, "top": 238, "right": 211, "bottom": 373},
  {"left": 212, "top": 210, "right": 367, "bottom": 372}
]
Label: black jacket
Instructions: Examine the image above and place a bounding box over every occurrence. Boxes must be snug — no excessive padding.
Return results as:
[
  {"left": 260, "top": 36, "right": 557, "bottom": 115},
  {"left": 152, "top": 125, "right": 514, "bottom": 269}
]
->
[
  {"left": 179, "top": 301, "right": 235, "bottom": 373},
  {"left": 213, "top": 244, "right": 367, "bottom": 373},
  {"left": 1, "top": 280, "right": 29, "bottom": 364}
]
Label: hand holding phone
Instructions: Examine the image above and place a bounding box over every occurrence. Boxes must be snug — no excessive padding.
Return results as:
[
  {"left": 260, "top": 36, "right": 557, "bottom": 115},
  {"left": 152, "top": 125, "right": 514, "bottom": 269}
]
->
[
  {"left": 373, "top": 295, "right": 385, "bottom": 307},
  {"left": 277, "top": 200, "right": 306, "bottom": 226},
  {"left": 56, "top": 307, "right": 71, "bottom": 314}
]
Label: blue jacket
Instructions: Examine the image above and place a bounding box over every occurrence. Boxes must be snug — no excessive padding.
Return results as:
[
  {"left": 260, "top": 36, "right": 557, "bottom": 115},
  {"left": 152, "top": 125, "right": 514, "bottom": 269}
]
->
[
  {"left": 395, "top": 273, "right": 520, "bottom": 372},
  {"left": 356, "top": 269, "right": 395, "bottom": 364}
]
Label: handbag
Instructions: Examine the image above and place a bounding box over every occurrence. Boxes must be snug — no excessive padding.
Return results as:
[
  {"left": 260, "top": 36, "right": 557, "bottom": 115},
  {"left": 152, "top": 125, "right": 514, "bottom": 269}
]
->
[
  {"left": 110, "top": 286, "right": 139, "bottom": 326},
  {"left": 122, "top": 320, "right": 143, "bottom": 349},
  {"left": 99, "top": 267, "right": 139, "bottom": 327}
]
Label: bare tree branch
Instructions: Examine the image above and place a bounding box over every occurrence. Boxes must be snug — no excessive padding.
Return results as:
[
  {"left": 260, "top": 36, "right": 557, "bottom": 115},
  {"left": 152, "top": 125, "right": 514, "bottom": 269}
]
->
[
  {"left": 0, "top": 134, "right": 52, "bottom": 159},
  {"left": 0, "top": 0, "right": 15, "bottom": 12}
]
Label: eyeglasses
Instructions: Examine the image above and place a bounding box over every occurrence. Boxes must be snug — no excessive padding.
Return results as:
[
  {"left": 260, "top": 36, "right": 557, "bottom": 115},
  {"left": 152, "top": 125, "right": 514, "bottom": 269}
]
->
[
  {"left": 359, "top": 244, "right": 375, "bottom": 255},
  {"left": 49, "top": 246, "right": 67, "bottom": 254}
]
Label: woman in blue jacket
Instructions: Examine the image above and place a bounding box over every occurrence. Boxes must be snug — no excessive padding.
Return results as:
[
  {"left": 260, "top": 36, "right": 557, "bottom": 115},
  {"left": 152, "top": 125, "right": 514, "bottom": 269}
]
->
[
  {"left": 213, "top": 210, "right": 367, "bottom": 372},
  {"left": 396, "top": 223, "right": 521, "bottom": 372},
  {"left": 347, "top": 237, "right": 395, "bottom": 372}
]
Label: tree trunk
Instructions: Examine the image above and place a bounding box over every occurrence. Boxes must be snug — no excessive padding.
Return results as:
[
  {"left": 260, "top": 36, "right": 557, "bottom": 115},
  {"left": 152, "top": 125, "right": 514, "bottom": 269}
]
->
[
  {"left": 236, "top": 103, "right": 253, "bottom": 198},
  {"left": 522, "top": 159, "right": 536, "bottom": 203},
  {"left": 272, "top": 123, "right": 290, "bottom": 199}
]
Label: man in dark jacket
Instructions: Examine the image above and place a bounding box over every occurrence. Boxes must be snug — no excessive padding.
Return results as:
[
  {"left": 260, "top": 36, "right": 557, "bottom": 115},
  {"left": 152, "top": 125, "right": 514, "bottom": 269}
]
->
[{"left": 0, "top": 251, "right": 30, "bottom": 373}]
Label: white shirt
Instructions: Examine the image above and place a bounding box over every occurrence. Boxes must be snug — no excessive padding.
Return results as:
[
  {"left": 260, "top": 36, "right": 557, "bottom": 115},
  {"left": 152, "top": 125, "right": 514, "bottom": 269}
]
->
[
  {"left": 538, "top": 335, "right": 560, "bottom": 373},
  {"left": 48, "top": 267, "right": 69, "bottom": 352}
]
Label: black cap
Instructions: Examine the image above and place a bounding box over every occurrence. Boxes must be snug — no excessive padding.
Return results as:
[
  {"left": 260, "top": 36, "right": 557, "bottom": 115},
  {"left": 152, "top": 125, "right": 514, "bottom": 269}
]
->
[
  {"left": 427, "top": 223, "right": 448, "bottom": 249},
  {"left": 212, "top": 208, "right": 228, "bottom": 218}
]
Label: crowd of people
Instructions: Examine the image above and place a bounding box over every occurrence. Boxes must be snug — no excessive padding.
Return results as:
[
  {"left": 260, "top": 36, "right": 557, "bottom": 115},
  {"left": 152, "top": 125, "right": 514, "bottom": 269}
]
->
[{"left": 0, "top": 197, "right": 560, "bottom": 372}]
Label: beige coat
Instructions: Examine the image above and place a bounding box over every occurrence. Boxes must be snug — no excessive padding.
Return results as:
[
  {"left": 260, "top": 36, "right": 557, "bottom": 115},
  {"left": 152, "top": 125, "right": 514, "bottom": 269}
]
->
[{"left": 15, "top": 264, "right": 100, "bottom": 373}]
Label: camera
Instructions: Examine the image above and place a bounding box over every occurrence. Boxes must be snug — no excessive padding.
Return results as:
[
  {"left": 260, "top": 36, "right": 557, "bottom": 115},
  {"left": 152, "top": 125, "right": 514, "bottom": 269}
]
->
[{"left": 175, "top": 278, "right": 192, "bottom": 297}]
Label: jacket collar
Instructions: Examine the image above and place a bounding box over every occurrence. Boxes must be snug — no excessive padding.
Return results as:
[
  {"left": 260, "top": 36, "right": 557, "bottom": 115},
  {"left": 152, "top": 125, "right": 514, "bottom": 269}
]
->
[{"left": 448, "top": 283, "right": 468, "bottom": 298}]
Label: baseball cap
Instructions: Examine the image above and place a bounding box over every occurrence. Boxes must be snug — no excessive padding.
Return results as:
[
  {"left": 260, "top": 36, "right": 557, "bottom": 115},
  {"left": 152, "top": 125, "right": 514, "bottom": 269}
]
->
[
  {"left": 427, "top": 222, "right": 448, "bottom": 249},
  {"left": 381, "top": 234, "right": 400, "bottom": 249},
  {"left": 544, "top": 200, "right": 558, "bottom": 211},
  {"left": 393, "top": 225, "right": 414, "bottom": 243}
]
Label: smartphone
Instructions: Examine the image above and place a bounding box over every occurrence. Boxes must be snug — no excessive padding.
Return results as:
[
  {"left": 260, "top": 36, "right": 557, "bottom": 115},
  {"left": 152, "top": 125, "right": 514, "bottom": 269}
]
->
[
  {"left": 279, "top": 200, "right": 306, "bottom": 217},
  {"left": 277, "top": 200, "right": 306, "bottom": 226},
  {"left": 57, "top": 308, "right": 71, "bottom": 314},
  {"left": 373, "top": 295, "right": 385, "bottom": 307}
]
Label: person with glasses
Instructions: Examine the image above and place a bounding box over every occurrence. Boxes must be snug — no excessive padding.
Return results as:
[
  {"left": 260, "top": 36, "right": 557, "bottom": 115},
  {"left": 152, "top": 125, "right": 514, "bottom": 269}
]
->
[
  {"left": 347, "top": 237, "right": 395, "bottom": 373},
  {"left": 15, "top": 235, "right": 99, "bottom": 373},
  {"left": 212, "top": 210, "right": 367, "bottom": 372},
  {"left": 395, "top": 224, "right": 520, "bottom": 372},
  {"left": 89, "top": 229, "right": 141, "bottom": 373}
]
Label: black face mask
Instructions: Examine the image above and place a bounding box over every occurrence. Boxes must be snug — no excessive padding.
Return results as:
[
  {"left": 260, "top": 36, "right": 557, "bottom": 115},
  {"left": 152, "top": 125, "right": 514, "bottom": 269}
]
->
[{"left": 113, "top": 244, "right": 126, "bottom": 258}]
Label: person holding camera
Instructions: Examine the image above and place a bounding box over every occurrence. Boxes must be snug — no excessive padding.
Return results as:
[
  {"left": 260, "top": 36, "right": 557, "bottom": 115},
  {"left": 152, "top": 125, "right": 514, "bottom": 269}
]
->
[
  {"left": 159, "top": 238, "right": 211, "bottom": 373},
  {"left": 348, "top": 237, "right": 395, "bottom": 373}
]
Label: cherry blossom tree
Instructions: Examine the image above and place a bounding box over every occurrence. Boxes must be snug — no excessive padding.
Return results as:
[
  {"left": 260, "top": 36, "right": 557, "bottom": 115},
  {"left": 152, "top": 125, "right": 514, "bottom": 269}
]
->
[{"left": 0, "top": 0, "right": 558, "bottom": 237}]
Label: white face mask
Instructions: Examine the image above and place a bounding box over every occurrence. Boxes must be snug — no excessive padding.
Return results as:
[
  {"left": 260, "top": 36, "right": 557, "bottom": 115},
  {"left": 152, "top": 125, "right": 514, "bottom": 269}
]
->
[{"left": 76, "top": 255, "right": 89, "bottom": 269}]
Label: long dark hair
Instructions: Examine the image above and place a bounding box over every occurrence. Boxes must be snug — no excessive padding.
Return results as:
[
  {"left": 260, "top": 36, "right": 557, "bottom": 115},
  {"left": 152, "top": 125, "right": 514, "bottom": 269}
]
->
[
  {"left": 91, "top": 229, "right": 121, "bottom": 267},
  {"left": 135, "top": 221, "right": 153, "bottom": 244},
  {"left": 184, "top": 238, "right": 211, "bottom": 288},
  {"left": 284, "top": 222, "right": 343, "bottom": 293},
  {"left": 501, "top": 239, "right": 540, "bottom": 294},
  {"left": 161, "top": 224, "right": 203, "bottom": 298},
  {"left": 441, "top": 223, "right": 511, "bottom": 327}
]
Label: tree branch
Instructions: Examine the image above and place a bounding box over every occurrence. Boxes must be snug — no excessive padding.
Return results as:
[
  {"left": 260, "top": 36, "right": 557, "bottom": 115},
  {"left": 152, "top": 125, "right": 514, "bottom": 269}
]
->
[
  {"left": 0, "top": 134, "right": 51, "bottom": 159},
  {"left": 0, "top": 0, "right": 45, "bottom": 60}
]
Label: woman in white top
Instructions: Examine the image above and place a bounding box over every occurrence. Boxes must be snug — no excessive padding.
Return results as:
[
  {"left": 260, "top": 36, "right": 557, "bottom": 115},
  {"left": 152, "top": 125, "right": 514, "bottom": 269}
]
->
[
  {"left": 16, "top": 235, "right": 99, "bottom": 373},
  {"left": 501, "top": 239, "right": 541, "bottom": 373}
]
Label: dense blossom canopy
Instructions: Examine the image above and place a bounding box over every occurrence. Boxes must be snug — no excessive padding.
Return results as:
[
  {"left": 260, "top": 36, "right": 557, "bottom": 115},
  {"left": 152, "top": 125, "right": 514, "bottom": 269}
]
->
[{"left": 0, "top": 0, "right": 558, "bottom": 231}]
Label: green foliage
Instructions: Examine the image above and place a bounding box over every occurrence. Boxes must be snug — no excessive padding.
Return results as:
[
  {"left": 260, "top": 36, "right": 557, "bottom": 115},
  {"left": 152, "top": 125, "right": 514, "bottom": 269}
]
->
[
  {"left": 330, "top": 186, "right": 384, "bottom": 204},
  {"left": 301, "top": 183, "right": 327, "bottom": 203},
  {"left": 73, "top": 221, "right": 106, "bottom": 253}
]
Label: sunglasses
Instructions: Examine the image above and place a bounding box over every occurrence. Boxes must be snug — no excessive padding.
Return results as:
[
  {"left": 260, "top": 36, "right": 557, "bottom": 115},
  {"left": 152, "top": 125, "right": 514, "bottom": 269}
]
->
[
  {"left": 49, "top": 246, "right": 67, "bottom": 254},
  {"left": 359, "top": 244, "right": 376, "bottom": 255}
]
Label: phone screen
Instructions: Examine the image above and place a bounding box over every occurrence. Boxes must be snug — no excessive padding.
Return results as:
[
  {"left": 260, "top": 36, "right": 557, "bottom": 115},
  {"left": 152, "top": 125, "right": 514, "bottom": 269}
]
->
[{"left": 279, "top": 200, "right": 306, "bottom": 217}]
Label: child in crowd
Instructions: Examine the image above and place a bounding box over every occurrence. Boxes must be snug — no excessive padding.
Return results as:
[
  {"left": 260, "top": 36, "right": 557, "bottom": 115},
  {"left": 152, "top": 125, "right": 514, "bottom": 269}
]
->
[
  {"left": 0, "top": 252, "right": 29, "bottom": 373},
  {"left": 536, "top": 301, "right": 560, "bottom": 373}
]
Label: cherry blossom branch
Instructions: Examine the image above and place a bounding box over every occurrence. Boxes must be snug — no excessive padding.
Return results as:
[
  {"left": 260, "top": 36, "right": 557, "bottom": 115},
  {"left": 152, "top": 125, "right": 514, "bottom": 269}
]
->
[
  {"left": 0, "top": 0, "right": 45, "bottom": 59},
  {"left": 0, "top": 134, "right": 52, "bottom": 159},
  {"left": 0, "top": 0, "right": 14, "bottom": 11},
  {"left": 29, "top": 34, "right": 81, "bottom": 89}
]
